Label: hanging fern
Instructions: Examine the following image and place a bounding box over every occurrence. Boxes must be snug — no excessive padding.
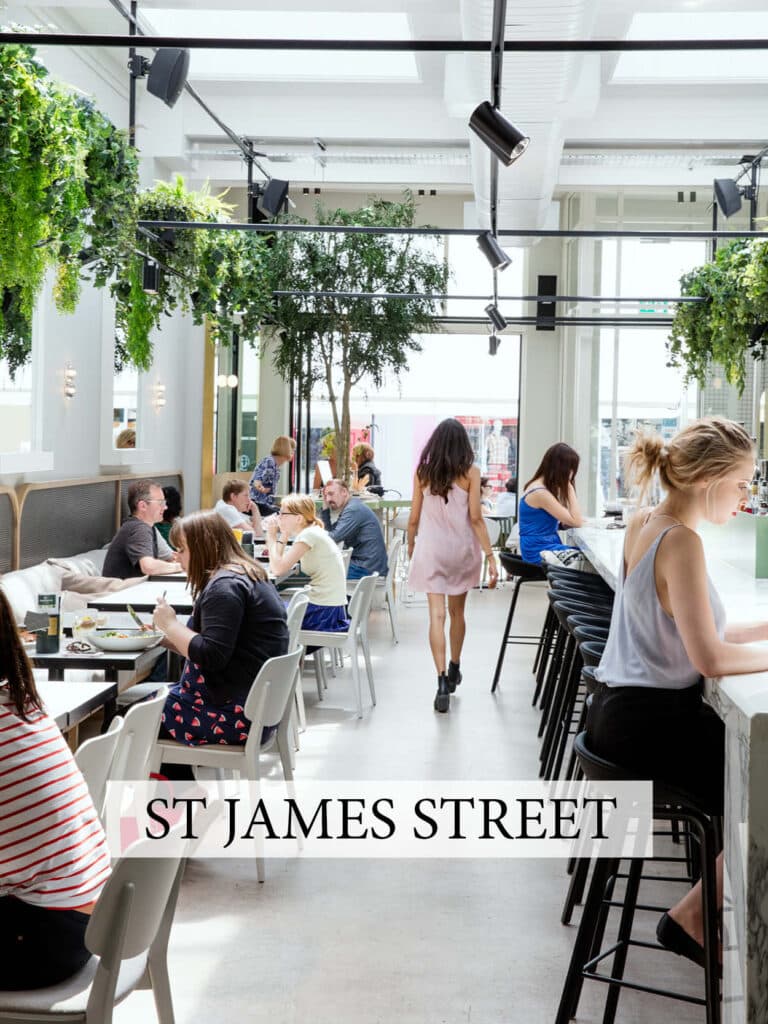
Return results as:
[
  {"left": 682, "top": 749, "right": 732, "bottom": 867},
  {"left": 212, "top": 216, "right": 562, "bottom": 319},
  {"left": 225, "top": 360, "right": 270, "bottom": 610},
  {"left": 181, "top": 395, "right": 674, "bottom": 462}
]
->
[
  {"left": 0, "top": 39, "right": 138, "bottom": 374},
  {"left": 668, "top": 239, "right": 768, "bottom": 394},
  {"left": 108, "top": 177, "right": 275, "bottom": 368}
]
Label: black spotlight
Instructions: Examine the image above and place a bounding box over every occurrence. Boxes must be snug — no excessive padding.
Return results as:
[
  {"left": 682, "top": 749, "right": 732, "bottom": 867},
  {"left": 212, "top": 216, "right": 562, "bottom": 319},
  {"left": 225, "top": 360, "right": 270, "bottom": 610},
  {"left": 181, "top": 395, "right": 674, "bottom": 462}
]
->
[
  {"left": 147, "top": 48, "right": 190, "bottom": 108},
  {"left": 713, "top": 178, "right": 743, "bottom": 218},
  {"left": 469, "top": 101, "right": 529, "bottom": 167},
  {"left": 489, "top": 334, "right": 500, "bottom": 356},
  {"left": 258, "top": 179, "right": 290, "bottom": 219},
  {"left": 485, "top": 303, "right": 507, "bottom": 332},
  {"left": 142, "top": 258, "right": 160, "bottom": 294},
  {"left": 477, "top": 231, "right": 511, "bottom": 271}
]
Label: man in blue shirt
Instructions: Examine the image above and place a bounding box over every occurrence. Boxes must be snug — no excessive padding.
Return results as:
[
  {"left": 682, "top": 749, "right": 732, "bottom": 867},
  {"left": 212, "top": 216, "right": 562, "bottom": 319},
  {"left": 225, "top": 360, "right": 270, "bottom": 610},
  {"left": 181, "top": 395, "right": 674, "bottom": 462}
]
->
[{"left": 321, "top": 479, "right": 388, "bottom": 580}]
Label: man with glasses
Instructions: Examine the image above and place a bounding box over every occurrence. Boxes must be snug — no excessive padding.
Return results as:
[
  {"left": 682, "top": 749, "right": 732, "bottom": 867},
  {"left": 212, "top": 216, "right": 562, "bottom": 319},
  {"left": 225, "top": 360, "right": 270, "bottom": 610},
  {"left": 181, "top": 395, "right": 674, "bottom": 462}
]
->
[{"left": 103, "top": 479, "right": 180, "bottom": 579}]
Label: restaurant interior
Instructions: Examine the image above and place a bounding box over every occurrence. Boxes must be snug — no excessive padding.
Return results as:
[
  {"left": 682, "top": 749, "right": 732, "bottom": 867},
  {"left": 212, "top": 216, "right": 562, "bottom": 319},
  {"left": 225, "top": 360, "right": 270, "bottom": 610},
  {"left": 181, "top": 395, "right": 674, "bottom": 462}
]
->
[{"left": 1, "top": 1, "right": 767, "bottom": 1022}]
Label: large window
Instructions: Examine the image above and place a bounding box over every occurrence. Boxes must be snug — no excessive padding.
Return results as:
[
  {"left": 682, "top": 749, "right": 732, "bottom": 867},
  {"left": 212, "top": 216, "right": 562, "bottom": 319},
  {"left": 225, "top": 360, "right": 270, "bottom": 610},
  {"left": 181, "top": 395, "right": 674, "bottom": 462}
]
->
[
  {"left": 597, "top": 238, "right": 704, "bottom": 507},
  {"left": 305, "top": 331, "right": 521, "bottom": 498},
  {"left": 0, "top": 361, "right": 33, "bottom": 454}
]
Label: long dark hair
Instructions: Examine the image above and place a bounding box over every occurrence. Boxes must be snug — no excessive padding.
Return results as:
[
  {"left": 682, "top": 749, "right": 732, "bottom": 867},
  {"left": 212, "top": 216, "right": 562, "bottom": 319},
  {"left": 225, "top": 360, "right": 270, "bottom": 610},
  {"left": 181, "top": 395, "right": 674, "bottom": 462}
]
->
[
  {"left": 170, "top": 511, "right": 267, "bottom": 598},
  {"left": 0, "top": 589, "right": 41, "bottom": 720},
  {"left": 416, "top": 419, "right": 475, "bottom": 500},
  {"left": 524, "top": 443, "right": 580, "bottom": 506}
]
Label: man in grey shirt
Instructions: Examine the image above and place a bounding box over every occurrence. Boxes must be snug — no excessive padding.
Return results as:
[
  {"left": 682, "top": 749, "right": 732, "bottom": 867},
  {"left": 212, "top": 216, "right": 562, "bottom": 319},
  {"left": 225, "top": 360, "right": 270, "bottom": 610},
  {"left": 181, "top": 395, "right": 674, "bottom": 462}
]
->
[
  {"left": 103, "top": 479, "right": 180, "bottom": 579},
  {"left": 321, "top": 479, "right": 388, "bottom": 579}
]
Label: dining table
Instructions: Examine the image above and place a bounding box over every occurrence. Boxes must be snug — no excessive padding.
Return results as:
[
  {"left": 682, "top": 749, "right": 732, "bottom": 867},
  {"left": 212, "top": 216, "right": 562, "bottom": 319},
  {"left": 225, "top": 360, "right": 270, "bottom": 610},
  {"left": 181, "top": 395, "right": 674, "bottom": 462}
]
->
[
  {"left": 571, "top": 523, "right": 768, "bottom": 1024},
  {"left": 87, "top": 578, "right": 194, "bottom": 614},
  {"left": 36, "top": 679, "right": 118, "bottom": 733}
]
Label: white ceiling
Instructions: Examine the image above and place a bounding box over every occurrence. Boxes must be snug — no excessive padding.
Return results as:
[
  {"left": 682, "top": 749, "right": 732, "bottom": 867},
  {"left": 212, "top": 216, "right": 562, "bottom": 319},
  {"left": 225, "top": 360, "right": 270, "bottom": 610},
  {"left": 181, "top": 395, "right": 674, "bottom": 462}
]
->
[{"left": 5, "top": 0, "right": 768, "bottom": 230}]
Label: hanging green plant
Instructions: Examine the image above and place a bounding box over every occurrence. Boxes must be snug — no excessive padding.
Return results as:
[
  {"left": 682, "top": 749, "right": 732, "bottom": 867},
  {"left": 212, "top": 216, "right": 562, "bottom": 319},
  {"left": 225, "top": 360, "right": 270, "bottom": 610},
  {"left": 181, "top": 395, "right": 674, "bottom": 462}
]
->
[
  {"left": 0, "top": 39, "right": 138, "bottom": 373},
  {"left": 109, "top": 176, "right": 275, "bottom": 369},
  {"left": 668, "top": 239, "right": 768, "bottom": 394}
]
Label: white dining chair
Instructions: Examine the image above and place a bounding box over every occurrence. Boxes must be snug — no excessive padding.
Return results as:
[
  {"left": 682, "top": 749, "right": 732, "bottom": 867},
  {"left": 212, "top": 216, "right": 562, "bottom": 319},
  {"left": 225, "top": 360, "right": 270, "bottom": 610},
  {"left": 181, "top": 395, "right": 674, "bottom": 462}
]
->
[
  {"left": 299, "top": 573, "right": 378, "bottom": 718},
  {"left": 149, "top": 648, "right": 302, "bottom": 883},
  {"left": 285, "top": 591, "right": 309, "bottom": 746},
  {"left": 0, "top": 828, "right": 189, "bottom": 1024},
  {"left": 150, "top": 648, "right": 303, "bottom": 784},
  {"left": 383, "top": 535, "right": 402, "bottom": 642},
  {"left": 481, "top": 517, "right": 501, "bottom": 588},
  {"left": 111, "top": 686, "right": 167, "bottom": 781},
  {"left": 74, "top": 716, "right": 124, "bottom": 820}
]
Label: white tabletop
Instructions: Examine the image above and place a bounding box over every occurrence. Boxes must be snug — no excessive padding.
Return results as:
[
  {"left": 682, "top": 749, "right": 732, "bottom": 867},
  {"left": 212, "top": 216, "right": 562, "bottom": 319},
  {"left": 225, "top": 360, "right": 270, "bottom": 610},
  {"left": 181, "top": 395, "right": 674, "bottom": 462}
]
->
[
  {"left": 87, "top": 578, "right": 193, "bottom": 613},
  {"left": 37, "top": 680, "right": 117, "bottom": 730}
]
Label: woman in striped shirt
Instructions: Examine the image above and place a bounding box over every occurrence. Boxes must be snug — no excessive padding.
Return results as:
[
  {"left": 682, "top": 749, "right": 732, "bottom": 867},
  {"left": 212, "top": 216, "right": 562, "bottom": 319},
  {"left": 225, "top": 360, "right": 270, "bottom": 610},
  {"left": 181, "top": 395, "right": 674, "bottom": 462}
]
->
[{"left": 0, "top": 590, "right": 112, "bottom": 990}]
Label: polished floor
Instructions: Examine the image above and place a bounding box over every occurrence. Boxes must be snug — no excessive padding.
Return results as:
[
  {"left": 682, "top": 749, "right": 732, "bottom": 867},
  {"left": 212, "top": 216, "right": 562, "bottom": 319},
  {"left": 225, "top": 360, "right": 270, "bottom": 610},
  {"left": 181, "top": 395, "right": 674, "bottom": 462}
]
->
[{"left": 114, "top": 582, "right": 707, "bottom": 1023}]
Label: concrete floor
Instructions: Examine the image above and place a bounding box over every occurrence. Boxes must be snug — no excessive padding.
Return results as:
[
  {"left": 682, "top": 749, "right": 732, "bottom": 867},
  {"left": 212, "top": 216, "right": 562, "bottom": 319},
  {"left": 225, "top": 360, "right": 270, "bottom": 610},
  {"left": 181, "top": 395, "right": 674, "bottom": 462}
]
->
[{"left": 114, "top": 582, "right": 708, "bottom": 1024}]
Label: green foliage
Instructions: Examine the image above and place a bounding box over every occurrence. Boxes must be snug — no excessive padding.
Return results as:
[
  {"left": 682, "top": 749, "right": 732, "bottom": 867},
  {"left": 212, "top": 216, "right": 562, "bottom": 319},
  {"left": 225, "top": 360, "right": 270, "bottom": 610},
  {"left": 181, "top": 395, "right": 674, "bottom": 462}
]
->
[
  {"left": 0, "top": 40, "right": 138, "bottom": 374},
  {"left": 270, "top": 192, "right": 449, "bottom": 478},
  {"left": 108, "top": 177, "right": 275, "bottom": 369},
  {"left": 668, "top": 239, "right": 768, "bottom": 394}
]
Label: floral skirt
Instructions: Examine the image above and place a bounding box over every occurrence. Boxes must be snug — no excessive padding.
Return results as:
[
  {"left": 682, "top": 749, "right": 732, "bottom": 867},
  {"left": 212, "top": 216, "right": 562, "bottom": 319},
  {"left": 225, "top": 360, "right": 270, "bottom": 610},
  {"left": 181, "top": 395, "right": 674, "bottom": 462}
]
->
[{"left": 159, "top": 659, "right": 275, "bottom": 747}]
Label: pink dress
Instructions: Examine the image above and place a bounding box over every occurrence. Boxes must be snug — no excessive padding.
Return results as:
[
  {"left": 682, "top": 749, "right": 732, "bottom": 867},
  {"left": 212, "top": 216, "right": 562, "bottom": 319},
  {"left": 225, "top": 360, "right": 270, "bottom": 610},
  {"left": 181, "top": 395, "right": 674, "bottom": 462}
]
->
[{"left": 408, "top": 485, "right": 481, "bottom": 595}]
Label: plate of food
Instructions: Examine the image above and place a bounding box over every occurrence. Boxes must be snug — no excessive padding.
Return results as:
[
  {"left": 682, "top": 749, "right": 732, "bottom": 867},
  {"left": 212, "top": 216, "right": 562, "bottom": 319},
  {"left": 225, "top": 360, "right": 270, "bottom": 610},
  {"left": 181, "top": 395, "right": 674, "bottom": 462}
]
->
[{"left": 89, "top": 628, "right": 163, "bottom": 652}]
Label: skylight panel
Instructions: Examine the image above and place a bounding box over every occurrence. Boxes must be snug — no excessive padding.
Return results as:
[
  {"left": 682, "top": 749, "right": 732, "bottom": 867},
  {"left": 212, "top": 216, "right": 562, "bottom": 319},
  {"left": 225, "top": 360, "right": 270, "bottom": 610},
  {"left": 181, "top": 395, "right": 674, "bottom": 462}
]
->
[
  {"left": 141, "top": 10, "right": 420, "bottom": 82},
  {"left": 612, "top": 12, "right": 768, "bottom": 83}
]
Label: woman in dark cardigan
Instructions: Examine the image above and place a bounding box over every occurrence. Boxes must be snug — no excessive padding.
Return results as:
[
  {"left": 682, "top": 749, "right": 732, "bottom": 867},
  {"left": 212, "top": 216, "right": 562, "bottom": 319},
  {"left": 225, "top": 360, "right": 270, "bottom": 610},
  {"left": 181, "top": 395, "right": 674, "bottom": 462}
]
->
[{"left": 153, "top": 510, "right": 288, "bottom": 745}]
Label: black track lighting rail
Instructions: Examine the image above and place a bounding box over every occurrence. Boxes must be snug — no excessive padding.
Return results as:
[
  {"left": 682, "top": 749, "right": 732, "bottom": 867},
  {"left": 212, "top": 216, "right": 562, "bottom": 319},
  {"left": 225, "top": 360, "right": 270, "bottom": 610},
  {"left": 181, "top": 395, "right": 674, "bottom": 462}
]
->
[
  {"left": 436, "top": 316, "right": 674, "bottom": 327},
  {"left": 271, "top": 290, "right": 701, "bottom": 303},
  {"left": 137, "top": 218, "right": 768, "bottom": 240},
  {"left": 5, "top": 32, "right": 768, "bottom": 52}
]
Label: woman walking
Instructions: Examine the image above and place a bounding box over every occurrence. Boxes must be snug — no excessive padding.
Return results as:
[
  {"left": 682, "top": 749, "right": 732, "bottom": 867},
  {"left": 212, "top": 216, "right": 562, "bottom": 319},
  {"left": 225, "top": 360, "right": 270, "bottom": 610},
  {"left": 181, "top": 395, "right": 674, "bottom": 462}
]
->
[{"left": 408, "top": 419, "right": 498, "bottom": 713}]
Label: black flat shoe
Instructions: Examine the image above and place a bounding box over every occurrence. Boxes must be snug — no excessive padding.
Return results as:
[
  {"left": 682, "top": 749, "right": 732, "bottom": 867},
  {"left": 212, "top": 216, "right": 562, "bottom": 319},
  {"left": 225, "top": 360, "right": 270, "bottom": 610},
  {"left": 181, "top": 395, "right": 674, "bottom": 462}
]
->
[{"left": 656, "top": 913, "right": 705, "bottom": 968}]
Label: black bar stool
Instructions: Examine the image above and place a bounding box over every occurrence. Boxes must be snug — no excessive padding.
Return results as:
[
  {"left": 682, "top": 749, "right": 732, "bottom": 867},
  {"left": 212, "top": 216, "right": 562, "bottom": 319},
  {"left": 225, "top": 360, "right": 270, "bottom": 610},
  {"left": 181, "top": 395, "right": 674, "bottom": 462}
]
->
[
  {"left": 556, "top": 732, "right": 721, "bottom": 1024},
  {"left": 491, "top": 552, "right": 548, "bottom": 693}
]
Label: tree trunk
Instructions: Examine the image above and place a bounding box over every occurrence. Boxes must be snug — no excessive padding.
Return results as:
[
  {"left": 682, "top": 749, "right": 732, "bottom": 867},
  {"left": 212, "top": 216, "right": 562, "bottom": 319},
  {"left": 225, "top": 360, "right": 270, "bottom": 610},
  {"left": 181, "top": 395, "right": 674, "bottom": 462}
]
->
[{"left": 339, "top": 376, "right": 352, "bottom": 481}]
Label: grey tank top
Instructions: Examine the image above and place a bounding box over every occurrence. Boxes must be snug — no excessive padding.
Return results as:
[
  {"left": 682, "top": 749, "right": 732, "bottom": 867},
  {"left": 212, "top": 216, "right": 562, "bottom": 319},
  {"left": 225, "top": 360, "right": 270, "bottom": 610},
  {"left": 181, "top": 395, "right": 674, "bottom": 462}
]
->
[{"left": 595, "top": 525, "right": 726, "bottom": 690}]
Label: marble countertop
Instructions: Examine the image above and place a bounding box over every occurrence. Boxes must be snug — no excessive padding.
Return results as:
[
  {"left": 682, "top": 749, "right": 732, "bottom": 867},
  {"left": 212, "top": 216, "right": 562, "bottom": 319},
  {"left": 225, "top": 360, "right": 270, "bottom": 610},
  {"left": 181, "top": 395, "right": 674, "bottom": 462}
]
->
[{"left": 571, "top": 525, "right": 768, "bottom": 721}]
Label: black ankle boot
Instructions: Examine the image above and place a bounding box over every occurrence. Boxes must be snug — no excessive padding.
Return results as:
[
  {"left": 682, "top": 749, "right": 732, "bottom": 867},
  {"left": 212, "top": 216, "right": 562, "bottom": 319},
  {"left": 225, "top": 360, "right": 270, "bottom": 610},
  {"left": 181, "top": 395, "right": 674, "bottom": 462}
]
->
[
  {"left": 447, "top": 661, "right": 462, "bottom": 693},
  {"left": 434, "top": 673, "right": 450, "bottom": 713}
]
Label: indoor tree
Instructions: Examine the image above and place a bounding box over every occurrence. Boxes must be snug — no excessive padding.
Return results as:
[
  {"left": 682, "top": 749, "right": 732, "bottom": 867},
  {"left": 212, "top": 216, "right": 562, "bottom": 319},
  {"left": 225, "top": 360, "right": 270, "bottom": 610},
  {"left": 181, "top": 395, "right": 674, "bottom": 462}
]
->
[{"left": 269, "top": 192, "right": 449, "bottom": 480}]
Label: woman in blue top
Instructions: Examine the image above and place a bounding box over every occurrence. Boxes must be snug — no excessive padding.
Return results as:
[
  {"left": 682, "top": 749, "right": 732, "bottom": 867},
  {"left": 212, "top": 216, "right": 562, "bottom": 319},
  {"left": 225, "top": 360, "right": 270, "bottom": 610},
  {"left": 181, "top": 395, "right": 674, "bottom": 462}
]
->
[
  {"left": 249, "top": 435, "right": 295, "bottom": 518},
  {"left": 518, "top": 442, "right": 584, "bottom": 564}
]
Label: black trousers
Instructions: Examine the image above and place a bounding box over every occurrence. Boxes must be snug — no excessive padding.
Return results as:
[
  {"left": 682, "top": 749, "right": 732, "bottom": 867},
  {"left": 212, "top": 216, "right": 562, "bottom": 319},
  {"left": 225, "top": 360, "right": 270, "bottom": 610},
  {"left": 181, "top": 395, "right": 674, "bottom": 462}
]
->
[
  {"left": 585, "top": 680, "right": 725, "bottom": 815},
  {"left": 0, "top": 897, "right": 92, "bottom": 990}
]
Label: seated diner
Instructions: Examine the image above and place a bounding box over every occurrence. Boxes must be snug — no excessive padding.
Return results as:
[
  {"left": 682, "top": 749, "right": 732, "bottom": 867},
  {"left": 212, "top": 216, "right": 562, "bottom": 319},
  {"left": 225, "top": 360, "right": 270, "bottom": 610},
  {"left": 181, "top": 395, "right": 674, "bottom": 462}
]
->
[
  {"left": 265, "top": 494, "right": 349, "bottom": 634},
  {"left": 152, "top": 510, "right": 288, "bottom": 746}
]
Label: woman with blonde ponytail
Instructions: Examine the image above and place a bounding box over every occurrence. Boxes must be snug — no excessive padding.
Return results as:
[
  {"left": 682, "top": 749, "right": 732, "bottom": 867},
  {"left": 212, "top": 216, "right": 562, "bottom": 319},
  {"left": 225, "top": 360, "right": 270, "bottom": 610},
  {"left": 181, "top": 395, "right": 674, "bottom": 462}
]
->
[
  {"left": 588, "top": 416, "right": 768, "bottom": 969},
  {"left": 265, "top": 494, "right": 349, "bottom": 634}
]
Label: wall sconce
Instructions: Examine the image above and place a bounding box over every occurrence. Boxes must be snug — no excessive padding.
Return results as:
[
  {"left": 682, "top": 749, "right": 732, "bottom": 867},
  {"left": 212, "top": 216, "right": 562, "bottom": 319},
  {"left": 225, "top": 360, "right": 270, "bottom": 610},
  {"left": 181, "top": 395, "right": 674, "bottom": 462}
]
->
[
  {"left": 216, "top": 374, "right": 239, "bottom": 389},
  {"left": 63, "top": 364, "right": 77, "bottom": 399},
  {"left": 153, "top": 382, "right": 167, "bottom": 408}
]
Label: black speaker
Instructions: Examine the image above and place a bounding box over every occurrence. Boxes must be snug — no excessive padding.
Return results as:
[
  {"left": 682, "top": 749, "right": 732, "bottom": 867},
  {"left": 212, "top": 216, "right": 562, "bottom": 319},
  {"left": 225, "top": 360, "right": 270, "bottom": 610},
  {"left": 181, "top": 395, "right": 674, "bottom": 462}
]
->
[
  {"left": 257, "top": 179, "right": 290, "bottom": 219},
  {"left": 147, "top": 48, "right": 190, "bottom": 108},
  {"left": 536, "top": 274, "right": 556, "bottom": 332}
]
